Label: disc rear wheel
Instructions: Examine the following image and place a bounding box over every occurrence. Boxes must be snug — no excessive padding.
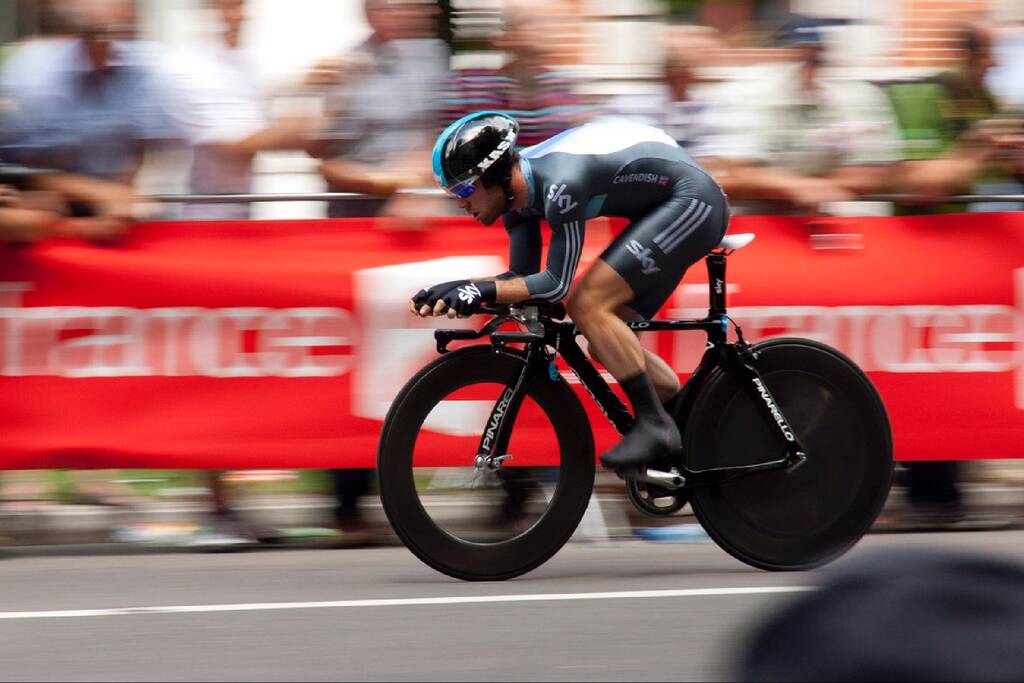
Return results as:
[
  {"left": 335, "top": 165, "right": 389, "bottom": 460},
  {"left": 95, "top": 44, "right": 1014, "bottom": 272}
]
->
[{"left": 684, "top": 338, "right": 893, "bottom": 571}]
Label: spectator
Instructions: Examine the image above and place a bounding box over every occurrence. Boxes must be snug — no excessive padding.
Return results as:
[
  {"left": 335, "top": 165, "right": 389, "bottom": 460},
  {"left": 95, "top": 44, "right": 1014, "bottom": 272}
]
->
[
  {"left": 0, "top": 162, "right": 60, "bottom": 543},
  {"left": 0, "top": 0, "right": 177, "bottom": 510},
  {"left": 604, "top": 26, "right": 721, "bottom": 151},
  {"left": 161, "top": 0, "right": 321, "bottom": 545},
  {"left": 306, "top": 0, "right": 449, "bottom": 545},
  {"left": 951, "top": 22, "right": 1024, "bottom": 210},
  {"left": 0, "top": 0, "right": 176, "bottom": 240},
  {"left": 698, "top": 15, "right": 1015, "bottom": 215},
  {"left": 166, "top": 0, "right": 319, "bottom": 221},
  {"left": 307, "top": 0, "right": 449, "bottom": 220},
  {"left": 438, "top": 0, "right": 593, "bottom": 150},
  {"left": 882, "top": 22, "right": 1021, "bottom": 531},
  {"left": 696, "top": 14, "right": 902, "bottom": 214},
  {"left": 702, "top": 15, "right": 1021, "bottom": 531},
  {"left": 435, "top": 0, "right": 598, "bottom": 526},
  {"left": 738, "top": 548, "right": 1024, "bottom": 681},
  {"left": 0, "top": 162, "right": 121, "bottom": 245}
]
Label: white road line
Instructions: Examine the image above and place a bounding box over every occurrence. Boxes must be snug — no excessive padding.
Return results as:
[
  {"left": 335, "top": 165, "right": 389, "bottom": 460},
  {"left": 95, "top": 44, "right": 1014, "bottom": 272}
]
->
[{"left": 0, "top": 586, "right": 813, "bottom": 621}]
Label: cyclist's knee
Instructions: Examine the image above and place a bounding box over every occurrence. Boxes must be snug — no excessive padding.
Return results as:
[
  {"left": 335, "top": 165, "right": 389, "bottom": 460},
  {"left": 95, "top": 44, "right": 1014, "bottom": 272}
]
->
[
  {"left": 565, "top": 290, "right": 600, "bottom": 325},
  {"left": 566, "top": 284, "right": 620, "bottom": 324}
]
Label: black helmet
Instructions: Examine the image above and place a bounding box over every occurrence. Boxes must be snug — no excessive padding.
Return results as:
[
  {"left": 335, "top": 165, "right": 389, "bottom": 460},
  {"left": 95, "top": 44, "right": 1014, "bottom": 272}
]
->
[{"left": 432, "top": 111, "right": 519, "bottom": 198}]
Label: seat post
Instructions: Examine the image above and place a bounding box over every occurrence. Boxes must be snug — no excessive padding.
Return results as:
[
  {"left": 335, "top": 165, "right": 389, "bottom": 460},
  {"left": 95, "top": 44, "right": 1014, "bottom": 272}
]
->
[{"left": 705, "top": 252, "right": 727, "bottom": 316}]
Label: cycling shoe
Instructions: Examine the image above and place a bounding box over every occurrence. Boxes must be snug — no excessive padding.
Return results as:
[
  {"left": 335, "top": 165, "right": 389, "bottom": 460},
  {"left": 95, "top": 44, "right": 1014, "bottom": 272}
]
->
[{"left": 600, "top": 416, "right": 681, "bottom": 468}]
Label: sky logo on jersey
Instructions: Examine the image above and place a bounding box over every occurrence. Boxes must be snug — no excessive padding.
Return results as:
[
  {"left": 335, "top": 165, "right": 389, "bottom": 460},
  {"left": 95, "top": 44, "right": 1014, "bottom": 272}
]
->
[
  {"left": 626, "top": 240, "right": 660, "bottom": 275},
  {"left": 547, "top": 184, "right": 579, "bottom": 215}
]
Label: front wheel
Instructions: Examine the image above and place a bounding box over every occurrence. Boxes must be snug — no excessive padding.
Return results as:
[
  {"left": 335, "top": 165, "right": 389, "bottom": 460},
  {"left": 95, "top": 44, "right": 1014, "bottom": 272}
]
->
[
  {"left": 377, "top": 345, "right": 595, "bottom": 581},
  {"left": 684, "top": 338, "right": 894, "bottom": 571}
]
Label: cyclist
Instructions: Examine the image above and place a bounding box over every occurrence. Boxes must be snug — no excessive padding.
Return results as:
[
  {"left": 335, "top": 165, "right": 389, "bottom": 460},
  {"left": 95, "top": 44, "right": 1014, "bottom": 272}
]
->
[{"left": 412, "top": 112, "right": 729, "bottom": 467}]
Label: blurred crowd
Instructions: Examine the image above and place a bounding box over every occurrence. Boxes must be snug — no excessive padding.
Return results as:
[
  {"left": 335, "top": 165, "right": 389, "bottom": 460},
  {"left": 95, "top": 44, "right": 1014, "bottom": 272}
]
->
[{"left": 2, "top": 0, "right": 1024, "bottom": 547}]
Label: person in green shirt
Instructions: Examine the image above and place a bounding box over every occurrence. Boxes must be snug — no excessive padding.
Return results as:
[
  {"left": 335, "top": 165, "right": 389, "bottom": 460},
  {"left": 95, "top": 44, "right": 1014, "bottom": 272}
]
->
[{"left": 881, "top": 22, "right": 1021, "bottom": 531}]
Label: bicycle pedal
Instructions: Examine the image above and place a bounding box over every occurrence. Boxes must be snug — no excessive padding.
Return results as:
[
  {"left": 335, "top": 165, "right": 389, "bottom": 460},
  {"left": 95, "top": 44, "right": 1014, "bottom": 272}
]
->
[
  {"left": 620, "top": 467, "right": 685, "bottom": 491},
  {"left": 641, "top": 467, "right": 686, "bottom": 490}
]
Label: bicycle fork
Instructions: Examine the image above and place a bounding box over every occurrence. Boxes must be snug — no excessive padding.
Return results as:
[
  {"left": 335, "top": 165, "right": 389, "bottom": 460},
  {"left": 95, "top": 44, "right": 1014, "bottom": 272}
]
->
[{"left": 473, "top": 344, "right": 550, "bottom": 472}]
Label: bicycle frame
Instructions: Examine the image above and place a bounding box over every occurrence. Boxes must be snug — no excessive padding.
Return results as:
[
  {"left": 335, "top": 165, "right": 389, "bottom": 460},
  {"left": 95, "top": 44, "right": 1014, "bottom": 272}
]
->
[{"left": 434, "top": 252, "right": 808, "bottom": 488}]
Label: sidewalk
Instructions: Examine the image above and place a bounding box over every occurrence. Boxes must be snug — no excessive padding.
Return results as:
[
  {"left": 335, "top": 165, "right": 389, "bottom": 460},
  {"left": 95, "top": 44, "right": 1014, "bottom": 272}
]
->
[{"left": 2, "top": 479, "right": 1023, "bottom": 555}]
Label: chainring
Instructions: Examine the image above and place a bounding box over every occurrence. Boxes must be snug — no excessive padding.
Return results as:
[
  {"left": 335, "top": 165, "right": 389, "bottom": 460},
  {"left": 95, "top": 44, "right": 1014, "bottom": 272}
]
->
[{"left": 625, "top": 478, "right": 690, "bottom": 517}]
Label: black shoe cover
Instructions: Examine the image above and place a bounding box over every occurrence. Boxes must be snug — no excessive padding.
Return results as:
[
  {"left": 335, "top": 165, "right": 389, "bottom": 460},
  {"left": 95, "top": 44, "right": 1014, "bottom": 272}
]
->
[{"left": 600, "top": 416, "right": 681, "bottom": 468}]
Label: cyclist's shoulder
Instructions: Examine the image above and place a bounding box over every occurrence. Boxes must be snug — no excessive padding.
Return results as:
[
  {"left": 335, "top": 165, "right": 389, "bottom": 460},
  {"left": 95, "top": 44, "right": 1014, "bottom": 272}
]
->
[{"left": 523, "top": 119, "right": 678, "bottom": 159}]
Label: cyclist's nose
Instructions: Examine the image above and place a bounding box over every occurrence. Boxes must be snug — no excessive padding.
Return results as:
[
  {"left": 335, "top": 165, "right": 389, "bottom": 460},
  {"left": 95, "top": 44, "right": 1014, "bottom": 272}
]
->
[{"left": 456, "top": 198, "right": 470, "bottom": 210}]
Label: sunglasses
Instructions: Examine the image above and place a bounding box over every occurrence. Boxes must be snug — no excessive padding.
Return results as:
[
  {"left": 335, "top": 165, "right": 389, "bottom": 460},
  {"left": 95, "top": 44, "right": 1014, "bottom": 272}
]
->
[{"left": 443, "top": 177, "right": 478, "bottom": 199}]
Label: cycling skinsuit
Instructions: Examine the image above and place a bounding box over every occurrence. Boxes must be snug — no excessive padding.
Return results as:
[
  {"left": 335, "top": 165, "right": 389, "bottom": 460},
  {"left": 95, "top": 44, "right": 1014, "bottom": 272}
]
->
[{"left": 501, "top": 118, "right": 729, "bottom": 318}]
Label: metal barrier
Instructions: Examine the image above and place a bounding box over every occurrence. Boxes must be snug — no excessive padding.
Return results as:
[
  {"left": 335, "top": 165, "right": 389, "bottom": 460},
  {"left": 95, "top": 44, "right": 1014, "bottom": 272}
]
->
[
  {"left": 150, "top": 191, "right": 1024, "bottom": 205},
  {"left": 152, "top": 190, "right": 446, "bottom": 203},
  {"left": 860, "top": 194, "right": 1024, "bottom": 204}
]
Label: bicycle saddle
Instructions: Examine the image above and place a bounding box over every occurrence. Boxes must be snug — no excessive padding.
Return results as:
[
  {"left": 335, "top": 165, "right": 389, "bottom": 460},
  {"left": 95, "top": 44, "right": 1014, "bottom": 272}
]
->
[{"left": 716, "top": 233, "right": 755, "bottom": 252}]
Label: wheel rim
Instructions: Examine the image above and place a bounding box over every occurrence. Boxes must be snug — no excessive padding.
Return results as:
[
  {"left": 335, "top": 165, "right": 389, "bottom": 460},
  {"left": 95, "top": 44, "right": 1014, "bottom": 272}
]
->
[{"left": 409, "top": 380, "right": 564, "bottom": 544}]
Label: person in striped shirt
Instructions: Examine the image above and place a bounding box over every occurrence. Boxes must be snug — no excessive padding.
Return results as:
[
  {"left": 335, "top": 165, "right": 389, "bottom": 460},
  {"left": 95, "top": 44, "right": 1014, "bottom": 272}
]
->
[{"left": 436, "top": 1, "right": 592, "bottom": 150}]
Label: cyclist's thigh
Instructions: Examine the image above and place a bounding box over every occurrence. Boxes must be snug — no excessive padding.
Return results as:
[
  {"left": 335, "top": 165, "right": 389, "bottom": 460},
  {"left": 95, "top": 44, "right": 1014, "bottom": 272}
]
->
[{"left": 600, "top": 177, "right": 728, "bottom": 319}]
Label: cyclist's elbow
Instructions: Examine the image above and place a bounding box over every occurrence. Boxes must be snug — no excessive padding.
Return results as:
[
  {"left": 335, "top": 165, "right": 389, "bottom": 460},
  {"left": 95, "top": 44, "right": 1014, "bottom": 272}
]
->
[{"left": 530, "top": 271, "right": 569, "bottom": 303}]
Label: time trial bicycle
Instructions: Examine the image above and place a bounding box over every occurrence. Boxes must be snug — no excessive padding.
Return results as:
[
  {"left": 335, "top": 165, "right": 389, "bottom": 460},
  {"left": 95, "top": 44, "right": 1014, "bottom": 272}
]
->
[{"left": 377, "top": 233, "right": 894, "bottom": 581}]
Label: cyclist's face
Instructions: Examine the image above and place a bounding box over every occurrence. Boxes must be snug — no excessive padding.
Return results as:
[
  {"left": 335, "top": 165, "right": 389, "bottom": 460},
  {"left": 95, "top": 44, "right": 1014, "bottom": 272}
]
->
[{"left": 455, "top": 181, "right": 503, "bottom": 226}]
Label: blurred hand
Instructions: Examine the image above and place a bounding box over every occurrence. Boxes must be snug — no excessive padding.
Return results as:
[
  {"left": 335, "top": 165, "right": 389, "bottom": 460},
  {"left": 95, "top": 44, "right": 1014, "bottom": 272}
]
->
[
  {"left": 0, "top": 207, "right": 58, "bottom": 243},
  {"left": 304, "top": 54, "right": 373, "bottom": 87},
  {"left": 984, "top": 119, "right": 1024, "bottom": 171},
  {"left": 278, "top": 114, "right": 323, "bottom": 144},
  {"left": 305, "top": 57, "right": 343, "bottom": 87},
  {"left": 0, "top": 185, "right": 20, "bottom": 208},
  {"left": 60, "top": 184, "right": 140, "bottom": 242},
  {"left": 18, "top": 190, "right": 68, "bottom": 215},
  {"left": 783, "top": 176, "right": 855, "bottom": 210},
  {"left": 94, "top": 185, "right": 139, "bottom": 224},
  {"left": 59, "top": 216, "right": 131, "bottom": 243},
  {"left": 895, "top": 158, "right": 976, "bottom": 201},
  {"left": 379, "top": 193, "right": 446, "bottom": 230},
  {"left": 963, "top": 117, "right": 1024, "bottom": 150}
]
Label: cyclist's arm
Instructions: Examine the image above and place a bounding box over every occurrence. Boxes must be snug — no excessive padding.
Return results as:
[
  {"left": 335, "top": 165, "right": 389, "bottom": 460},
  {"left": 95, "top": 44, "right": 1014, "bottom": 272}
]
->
[
  {"left": 497, "top": 205, "right": 584, "bottom": 304},
  {"left": 494, "top": 277, "right": 532, "bottom": 304},
  {"left": 496, "top": 216, "right": 542, "bottom": 280}
]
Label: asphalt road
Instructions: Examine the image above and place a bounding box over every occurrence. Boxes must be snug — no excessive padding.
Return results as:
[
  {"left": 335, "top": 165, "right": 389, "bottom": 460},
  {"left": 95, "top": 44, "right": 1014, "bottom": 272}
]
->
[{"left": 3, "top": 530, "right": 1024, "bottom": 682}]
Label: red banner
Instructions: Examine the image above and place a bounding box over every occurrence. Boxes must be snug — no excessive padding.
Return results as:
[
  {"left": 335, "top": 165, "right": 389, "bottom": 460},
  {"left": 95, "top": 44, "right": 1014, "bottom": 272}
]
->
[{"left": 0, "top": 213, "right": 1021, "bottom": 468}]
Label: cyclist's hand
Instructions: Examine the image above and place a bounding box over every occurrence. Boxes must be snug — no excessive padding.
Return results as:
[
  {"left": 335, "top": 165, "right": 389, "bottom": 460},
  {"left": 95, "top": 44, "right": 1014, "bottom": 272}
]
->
[
  {"left": 437, "top": 280, "right": 496, "bottom": 318},
  {"left": 411, "top": 280, "right": 465, "bottom": 316}
]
